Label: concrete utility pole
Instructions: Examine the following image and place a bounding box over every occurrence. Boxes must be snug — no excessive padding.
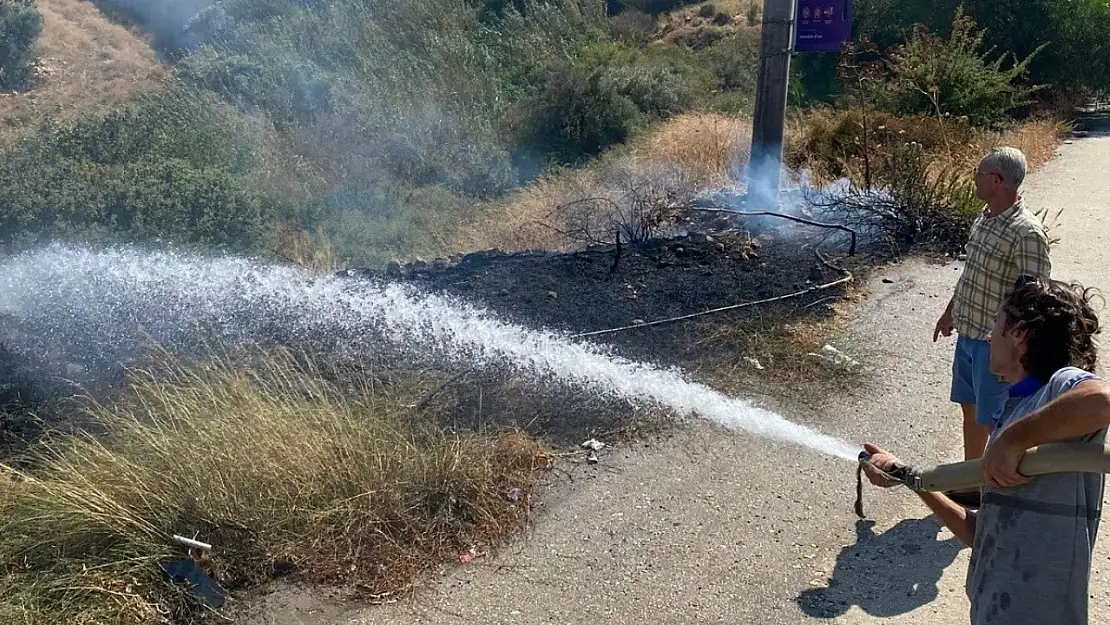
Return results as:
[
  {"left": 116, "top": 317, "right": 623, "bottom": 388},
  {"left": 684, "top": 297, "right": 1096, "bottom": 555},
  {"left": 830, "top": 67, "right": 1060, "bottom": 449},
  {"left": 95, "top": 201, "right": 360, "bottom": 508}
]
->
[{"left": 748, "top": 0, "right": 796, "bottom": 210}]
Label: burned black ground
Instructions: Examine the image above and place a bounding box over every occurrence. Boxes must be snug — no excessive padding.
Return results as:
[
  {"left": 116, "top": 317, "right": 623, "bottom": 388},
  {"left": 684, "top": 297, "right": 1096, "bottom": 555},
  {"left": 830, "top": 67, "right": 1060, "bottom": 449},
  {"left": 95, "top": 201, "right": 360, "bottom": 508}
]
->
[
  {"left": 338, "top": 212, "right": 869, "bottom": 445},
  {"left": 367, "top": 214, "right": 862, "bottom": 368}
]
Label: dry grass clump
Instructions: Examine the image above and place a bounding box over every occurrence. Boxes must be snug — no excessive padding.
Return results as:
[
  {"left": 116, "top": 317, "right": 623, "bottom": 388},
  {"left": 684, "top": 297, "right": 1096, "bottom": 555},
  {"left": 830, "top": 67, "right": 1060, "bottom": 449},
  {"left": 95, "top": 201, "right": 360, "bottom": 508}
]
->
[
  {"left": 639, "top": 112, "right": 752, "bottom": 186},
  {"left": 653, "top": 0, "right": 764, "bottom": 48},
  {"left": 785, "top": 107, "right": 1062, "bottom": 186},
  {"left": 451, "top": 112, "right": 751, "bottom": 254},
  {"left": 0, "top": 0, "right": 168, "bottom": 146},
  {"left": 0, "top": 348, "right": 549, "bottom": 625},
  {"left": 982, "top": 117, "right": 1060, "bottom": 169},
  {"left": 690, "top": 280, "right": 871, "bottom": 403}
]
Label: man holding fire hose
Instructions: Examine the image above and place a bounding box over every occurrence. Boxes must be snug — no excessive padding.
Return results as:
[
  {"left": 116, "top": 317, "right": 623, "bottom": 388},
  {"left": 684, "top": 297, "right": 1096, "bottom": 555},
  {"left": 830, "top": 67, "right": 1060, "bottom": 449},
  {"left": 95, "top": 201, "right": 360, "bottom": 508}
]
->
[
  {"left": 864, "top": 279, "right": 1110, "bottom": 625},
  {"left": 934, "top": 147, "right": 1052, "bottom": 503}
]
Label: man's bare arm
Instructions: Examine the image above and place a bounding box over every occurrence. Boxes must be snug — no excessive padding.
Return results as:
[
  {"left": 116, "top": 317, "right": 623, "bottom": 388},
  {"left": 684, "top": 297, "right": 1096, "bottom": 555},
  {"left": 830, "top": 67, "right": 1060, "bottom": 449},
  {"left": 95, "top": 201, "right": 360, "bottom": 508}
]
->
[
  {"left": 1000, "top": 379, "right": 1110, "bottom": 448},
  {"left": 983, "top": 379, "right": 1110, "bottom": 487},
  {"left": 918, "top": 492, "right": 976, "bottom": 547}
]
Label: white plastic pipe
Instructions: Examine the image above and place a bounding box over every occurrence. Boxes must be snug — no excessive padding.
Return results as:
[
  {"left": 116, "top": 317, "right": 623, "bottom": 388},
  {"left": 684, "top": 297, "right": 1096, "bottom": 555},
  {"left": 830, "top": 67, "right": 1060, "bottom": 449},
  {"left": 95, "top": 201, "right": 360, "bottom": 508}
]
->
[{"left": 172, "top": 534, "right": 213, "bottom": 551}]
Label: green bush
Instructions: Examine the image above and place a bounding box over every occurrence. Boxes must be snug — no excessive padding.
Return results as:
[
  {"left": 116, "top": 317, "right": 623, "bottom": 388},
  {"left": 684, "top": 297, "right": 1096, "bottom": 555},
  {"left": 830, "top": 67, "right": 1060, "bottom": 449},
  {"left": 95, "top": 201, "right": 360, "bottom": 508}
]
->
[
  {"left": 512, "top": 42, "right": 703, "bottom": 162},
  {"left": 315, "top": 181, "right": 475, "bottom": 265},
  {"left": 745, "top": 1, "right": 760, "bottom": 26},
  {"left": 513, "top": 62, "right": 643, "bottom": 163},
  {"left": 176, "top": 0, "right": 606, "bottom": 195},
  {"left": 851, "top": 0, "right": 1110, "bottom": 100},
  {"left": 871, "top": 11, "right": 1042, "bottom": 127},
  {"left": 698, "top": 4, "right": 717, "bottom": 18},
  {"left": 0, "top": 88, "right": 278, "bottom": 252},
  {"left": 177, "top": 48, "right": 336, "bottom": 128},
  {"left": 49, "top": 87, "right": 263, "bottom": 172},
  {"left": 962, "top": 0, "right": 1110, "bottom": 94},
  {"left": 0, "top": 0, "right": 42, "bottom": 90},
  {"left": 811, "top": 142, "right": 980, "bottom": 253},
  {"left": 703, "top": 30, "right": 761, "bottom": 93},
  {"left": 0, "top": 149, "right": 269, "bottom": 252}
]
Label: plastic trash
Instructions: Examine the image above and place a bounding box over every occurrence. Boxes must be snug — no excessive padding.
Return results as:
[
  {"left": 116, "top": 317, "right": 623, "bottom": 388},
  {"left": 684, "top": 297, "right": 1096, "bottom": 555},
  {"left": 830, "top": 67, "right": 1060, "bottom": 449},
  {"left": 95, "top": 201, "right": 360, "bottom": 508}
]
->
[
  {"left": 159, "top": 559, "right": 227, "bottom": 609},
  {"left": 580, "top": 439, "right": 607, "bottom": 451},
  {"left": 809, "top": 344, "right": 860, "bottom": 371}
]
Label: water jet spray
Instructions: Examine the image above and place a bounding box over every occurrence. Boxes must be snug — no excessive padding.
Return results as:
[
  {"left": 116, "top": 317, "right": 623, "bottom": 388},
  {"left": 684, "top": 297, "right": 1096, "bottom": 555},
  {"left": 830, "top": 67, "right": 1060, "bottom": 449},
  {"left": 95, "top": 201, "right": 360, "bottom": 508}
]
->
[{"left": 0, "top": 245, "right": 862, "bottom": 462}]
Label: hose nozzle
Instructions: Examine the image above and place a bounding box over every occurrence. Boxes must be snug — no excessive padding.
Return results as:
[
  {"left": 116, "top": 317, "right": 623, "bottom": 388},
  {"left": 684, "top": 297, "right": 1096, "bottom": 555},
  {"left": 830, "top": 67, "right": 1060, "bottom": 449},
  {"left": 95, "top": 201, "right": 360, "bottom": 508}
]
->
[{"left": 856, "top": 449, "right": 911, "bottom": 486}]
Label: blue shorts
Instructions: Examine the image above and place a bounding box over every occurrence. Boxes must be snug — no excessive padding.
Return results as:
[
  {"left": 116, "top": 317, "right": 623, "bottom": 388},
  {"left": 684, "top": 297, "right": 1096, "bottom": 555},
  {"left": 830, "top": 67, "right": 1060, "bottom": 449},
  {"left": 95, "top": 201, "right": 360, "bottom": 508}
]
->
[{"left": 950, "top": 335, "right": 1010, "bottom": 426}]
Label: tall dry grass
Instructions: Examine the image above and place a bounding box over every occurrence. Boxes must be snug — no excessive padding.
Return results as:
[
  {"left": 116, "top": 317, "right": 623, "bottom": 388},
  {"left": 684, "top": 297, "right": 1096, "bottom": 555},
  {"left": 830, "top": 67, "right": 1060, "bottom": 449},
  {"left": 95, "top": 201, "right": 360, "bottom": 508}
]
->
[
  {"left": 0, "top": 348, "right": 549, "bottom": 625},
  {"left": 786, "top": 107, "right": 1062, "bottom": 185},
  {"left": 0, "top": 0, "right": 168, "bottom": 145},
  {"left": 450, "top": 113, "right": 751, "bottom": 254}
]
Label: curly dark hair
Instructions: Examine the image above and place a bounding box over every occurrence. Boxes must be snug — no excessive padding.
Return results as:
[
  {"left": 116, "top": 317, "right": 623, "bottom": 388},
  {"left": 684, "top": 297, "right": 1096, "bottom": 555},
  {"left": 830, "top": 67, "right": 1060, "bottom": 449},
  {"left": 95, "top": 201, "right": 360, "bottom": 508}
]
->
[{"left": 1001, "top": 279, "right": 1102, "bottom": 380}]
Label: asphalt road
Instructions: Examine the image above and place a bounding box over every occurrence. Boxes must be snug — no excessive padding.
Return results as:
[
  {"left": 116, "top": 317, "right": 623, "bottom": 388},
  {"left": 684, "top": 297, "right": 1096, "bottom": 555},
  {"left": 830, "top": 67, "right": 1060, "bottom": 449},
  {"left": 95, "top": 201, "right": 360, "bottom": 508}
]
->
[{"left": 243, "top": 133, "right": 1110, "bottom": 625}]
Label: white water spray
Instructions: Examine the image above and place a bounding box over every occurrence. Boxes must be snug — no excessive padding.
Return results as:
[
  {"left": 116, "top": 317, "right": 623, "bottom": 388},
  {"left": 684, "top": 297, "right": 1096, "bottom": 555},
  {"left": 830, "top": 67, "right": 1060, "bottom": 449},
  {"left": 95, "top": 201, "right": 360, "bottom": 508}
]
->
[{"left": 0, "top": 245, "right": 859, "bottom": 461}]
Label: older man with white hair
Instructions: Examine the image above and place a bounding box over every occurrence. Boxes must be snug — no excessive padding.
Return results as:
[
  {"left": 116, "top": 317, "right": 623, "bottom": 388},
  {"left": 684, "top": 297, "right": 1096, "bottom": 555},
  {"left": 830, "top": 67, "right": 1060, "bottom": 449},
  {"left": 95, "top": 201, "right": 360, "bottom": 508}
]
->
[{"left": 932, "top": 147, "right": 1052, "bottom": 506}]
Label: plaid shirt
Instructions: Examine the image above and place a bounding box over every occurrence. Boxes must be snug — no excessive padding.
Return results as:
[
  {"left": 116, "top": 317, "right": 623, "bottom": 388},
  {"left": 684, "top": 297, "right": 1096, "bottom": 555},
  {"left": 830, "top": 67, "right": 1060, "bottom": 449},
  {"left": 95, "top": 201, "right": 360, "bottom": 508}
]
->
[{"left": 952, "top": 200, "right": 1051, "bottom": 340}]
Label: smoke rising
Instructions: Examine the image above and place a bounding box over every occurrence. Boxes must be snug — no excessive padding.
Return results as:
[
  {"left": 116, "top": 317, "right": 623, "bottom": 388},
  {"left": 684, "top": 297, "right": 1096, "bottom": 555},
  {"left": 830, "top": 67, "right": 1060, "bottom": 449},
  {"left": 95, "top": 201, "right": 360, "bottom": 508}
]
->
[{"left": 90, "top": 0, "right": 216, "bottom": 50}]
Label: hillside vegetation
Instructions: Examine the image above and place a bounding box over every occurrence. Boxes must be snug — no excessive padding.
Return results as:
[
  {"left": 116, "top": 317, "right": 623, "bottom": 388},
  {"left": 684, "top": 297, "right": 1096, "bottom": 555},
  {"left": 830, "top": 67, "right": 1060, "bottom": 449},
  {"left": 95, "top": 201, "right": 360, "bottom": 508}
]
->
[{"left": 2, "top": 0, "right": 1099, "bottom": 266}]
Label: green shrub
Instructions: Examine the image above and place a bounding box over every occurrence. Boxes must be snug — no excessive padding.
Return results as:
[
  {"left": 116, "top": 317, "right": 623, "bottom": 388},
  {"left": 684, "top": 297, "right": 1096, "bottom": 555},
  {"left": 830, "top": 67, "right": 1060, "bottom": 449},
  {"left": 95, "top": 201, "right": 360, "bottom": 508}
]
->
[
  {"left": 512, "top": 62, "right": 643, "bottom": 163},
  {"left": 698, "top": 4, "right": 717, "bottom": 18},
  {"left": 176, "top": 0, "right": 607, "bottom": 194},
  {"left": 963, "top": 0, "right": 1110, "bottom": 94},
  {"left": 810, "top": 141, "right": 980, "bottom": 253},
  {"left": 472, "top": 0, "right": 530, "bottom": 21},
  {"left": 872, "top": 11, "right": 1042, "bottom": 127},
  {"left": 745, "top": 1, "right": 760, "bottom": 26},
  {"left": 851, "top": 0, "right": 1110, "bottom": 100},
  {"left": 512, "top": 42, "right": 704, "bottom": 163},
  {"left": 0, "top": 150, "right": 269, "bottom": 252},
  {"left": 0, "top": 0, "right": 42, "bottom": 90},
  {"left": 0, "top": 88, "right": 277, "bottom": 252},
  {"left": 315, "top": 181, "right": 476, "bottom": 265},
  {"left": 177, "top": 48, "right": 337, "bottom": 128},
  {"left": 703, "top": 30, "right": 761, "bottom": 94},
  {"left": 607, "top": 65, "right": 695, "bottom": 118},
  {"left": 712, "top": 11, "right": 731, "bottom": 25},
  {"left": 49, "top": 87, "right": 263, "bottom": 172}
]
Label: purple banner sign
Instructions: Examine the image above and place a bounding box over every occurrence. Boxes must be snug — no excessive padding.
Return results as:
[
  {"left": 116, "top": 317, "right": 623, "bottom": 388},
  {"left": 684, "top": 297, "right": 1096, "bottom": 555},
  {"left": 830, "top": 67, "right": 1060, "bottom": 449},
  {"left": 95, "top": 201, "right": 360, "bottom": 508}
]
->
[{"left": 794, "top": 0, "right": 851, "bottom": 53}]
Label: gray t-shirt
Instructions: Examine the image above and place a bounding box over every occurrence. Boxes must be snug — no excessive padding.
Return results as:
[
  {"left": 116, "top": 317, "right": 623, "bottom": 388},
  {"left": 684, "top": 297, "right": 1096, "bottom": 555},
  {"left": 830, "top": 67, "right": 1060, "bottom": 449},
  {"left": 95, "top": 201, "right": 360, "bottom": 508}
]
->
[{"left": 967, "top": 366, "right": 1106, "bottom": 625}]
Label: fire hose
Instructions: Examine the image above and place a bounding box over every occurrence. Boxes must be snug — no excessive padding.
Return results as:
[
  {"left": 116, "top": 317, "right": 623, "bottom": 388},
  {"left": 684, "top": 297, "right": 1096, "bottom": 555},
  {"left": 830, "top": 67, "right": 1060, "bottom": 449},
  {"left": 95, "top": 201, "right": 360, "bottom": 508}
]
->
[{"left": 855, "top": 442, "right": 1110, "bottom": 517}]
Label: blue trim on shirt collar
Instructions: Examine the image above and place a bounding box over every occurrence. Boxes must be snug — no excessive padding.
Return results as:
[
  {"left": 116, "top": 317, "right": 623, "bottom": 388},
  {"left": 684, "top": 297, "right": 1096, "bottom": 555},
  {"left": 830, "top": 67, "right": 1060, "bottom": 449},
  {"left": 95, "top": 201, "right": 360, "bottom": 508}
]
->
[{"left": 1008, "top": 375, "right": 1044, "bottom": 398}]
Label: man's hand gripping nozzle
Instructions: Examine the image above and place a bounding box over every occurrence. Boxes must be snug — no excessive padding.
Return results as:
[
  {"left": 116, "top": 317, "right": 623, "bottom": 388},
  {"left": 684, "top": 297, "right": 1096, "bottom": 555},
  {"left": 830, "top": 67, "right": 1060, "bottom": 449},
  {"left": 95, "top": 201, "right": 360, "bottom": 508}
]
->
[{"left": 855, "top": 450, "right": 910, "bottom": 518}]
